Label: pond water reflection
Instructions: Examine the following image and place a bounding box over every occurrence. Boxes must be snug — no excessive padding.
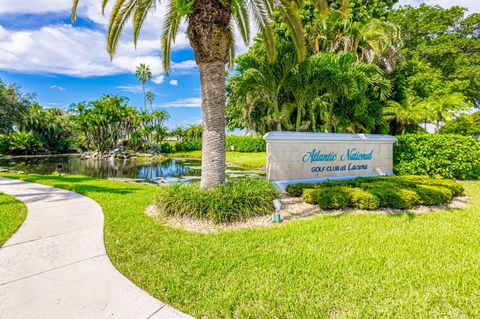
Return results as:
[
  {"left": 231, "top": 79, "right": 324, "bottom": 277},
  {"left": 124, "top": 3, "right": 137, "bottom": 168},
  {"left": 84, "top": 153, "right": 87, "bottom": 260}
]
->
[{"left": 0, "top": 155, "right": 265, "bottom": 184}]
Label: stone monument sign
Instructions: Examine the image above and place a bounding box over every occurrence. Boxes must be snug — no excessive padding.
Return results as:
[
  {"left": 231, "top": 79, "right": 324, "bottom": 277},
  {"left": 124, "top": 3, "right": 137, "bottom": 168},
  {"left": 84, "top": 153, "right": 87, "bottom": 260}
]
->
[{"left": 264, "top": 132, "right": 397, "bottom": 188}]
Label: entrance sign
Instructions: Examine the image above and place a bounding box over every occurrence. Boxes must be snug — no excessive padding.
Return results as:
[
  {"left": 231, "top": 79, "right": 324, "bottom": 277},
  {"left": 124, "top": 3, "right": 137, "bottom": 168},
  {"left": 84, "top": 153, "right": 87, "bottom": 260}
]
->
[{"left": 264, "top": 132, "right": 397, "bottom": 189}]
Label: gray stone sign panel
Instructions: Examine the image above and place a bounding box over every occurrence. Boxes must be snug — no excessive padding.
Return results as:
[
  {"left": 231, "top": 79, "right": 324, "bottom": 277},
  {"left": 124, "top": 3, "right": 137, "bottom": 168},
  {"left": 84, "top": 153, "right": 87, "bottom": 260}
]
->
[{"left": 264, "top": 132, "right": 397, "bottom": 188}]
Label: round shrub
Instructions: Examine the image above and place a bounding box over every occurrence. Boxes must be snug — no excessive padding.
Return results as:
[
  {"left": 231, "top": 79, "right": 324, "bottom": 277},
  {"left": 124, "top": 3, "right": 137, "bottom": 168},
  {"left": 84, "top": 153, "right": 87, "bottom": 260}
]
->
[
  {"left": 427, "top": 180, "right": 464, "bottom": 197},
  {"left": 302, "top": 188, "right": 319, "bottom": 204},
  {"left": 414, "top": 185, "right": 453, "bottom": 206},
  {"left": 369, "top": 188, "right": 420, "bottom": 210},
  {"left": 286, "top": 183, "right": 315, "bottom": 197},
  {"left": 346, "top": 188, "right": 380, "bottom": 210},
  {"left": 394, "top": 134, "right": 480, "bottom": 180},
  {"left": 316, "top": 188, "right": 350, "bottom": 210},
  {"left": 156, "top": 179, "right": 279, "bottom": 223}
]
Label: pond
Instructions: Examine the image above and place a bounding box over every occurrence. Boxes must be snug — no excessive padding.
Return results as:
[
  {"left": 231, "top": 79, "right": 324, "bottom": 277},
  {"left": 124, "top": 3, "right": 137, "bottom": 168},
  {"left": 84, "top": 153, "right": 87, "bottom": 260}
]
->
[{"left": 0, "top": 155, "right": 265, "bottom": 185}]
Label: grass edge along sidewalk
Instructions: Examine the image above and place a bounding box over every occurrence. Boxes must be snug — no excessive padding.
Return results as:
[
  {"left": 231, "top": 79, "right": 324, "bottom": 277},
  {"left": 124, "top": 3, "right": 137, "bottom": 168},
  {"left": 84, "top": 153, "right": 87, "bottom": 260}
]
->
[
  {"left": 0, "top": 192, "right": 27, "bottom": 246},
  {"left": 1, "top": 173, "right": 480, "bottom": 318}
]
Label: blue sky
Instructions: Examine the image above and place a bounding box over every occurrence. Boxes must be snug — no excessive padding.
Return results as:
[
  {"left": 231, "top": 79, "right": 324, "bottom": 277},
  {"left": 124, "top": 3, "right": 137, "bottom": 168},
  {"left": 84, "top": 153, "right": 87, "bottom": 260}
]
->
[{"left": 0, "top": 0, "right": 478, "bottom": 128}]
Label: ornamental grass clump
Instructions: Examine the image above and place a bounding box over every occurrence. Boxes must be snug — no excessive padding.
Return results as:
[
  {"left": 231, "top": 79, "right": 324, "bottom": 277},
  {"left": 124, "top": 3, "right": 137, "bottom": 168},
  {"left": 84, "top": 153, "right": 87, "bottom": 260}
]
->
[{"left": 156, "top": 179, "right": 279, "bottom": 223}]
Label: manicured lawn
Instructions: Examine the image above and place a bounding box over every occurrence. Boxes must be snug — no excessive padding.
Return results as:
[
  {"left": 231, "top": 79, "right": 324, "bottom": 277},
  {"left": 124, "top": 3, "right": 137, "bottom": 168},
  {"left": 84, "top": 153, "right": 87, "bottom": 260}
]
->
[
  {"left": 0, "top": 192, "right": 27, "bottom": 246},
  {"left": 2, "top": 173, "right": 480, "bottom": 318},
  {"left": 170, "top": 151, "right": 266, "bottom": 168}
]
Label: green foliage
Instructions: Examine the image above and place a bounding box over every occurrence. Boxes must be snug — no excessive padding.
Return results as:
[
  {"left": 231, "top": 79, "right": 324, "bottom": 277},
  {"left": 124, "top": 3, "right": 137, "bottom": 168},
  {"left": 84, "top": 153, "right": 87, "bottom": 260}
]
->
[
  {"left": 346, "top": 188, "right": 380, "bottom": 210},
  {"left": 0, "top": 80, "right": 33, "bottom": 134},
  {"left": 293, "top": 175, "right": 462, "bottom": 210},
  {"left": 414, "top": 185, "right": 453, "bottom": 206},
  {"left": 226, "top": 136, "right": 266, "bottom": 152},
  {"left": 70, "top": 95, "right": 169, "bottom": 152},
  {"left": 439, "top": 112, "right": 480, "bottom": 137},
  {"left": 389, "top": 5, "right": 480, "bottom": 104},
  {"left": 1, "top": 132, "right": 43, "bottom": 155},
  {"left": 0, "top": 193, "right": 27, "bottom": 246},
  {"left": 156, "top": 179, "right": 279, "bottom": 223},
  {"left": 302, "top": 187, "right": 350, "bottom": 209},
  {"left": 394, "top": 134, "right": 480, "bottom": 179},
  {"left": 369, "top": 187, "right": 420, "bottom": 210}
]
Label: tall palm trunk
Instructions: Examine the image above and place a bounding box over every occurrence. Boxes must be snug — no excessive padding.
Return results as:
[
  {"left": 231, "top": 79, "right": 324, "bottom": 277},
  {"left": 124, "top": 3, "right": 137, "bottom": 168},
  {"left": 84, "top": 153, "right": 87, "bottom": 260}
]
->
[
  {"left": 187, "top": 0, "right": 232, "bottom": 189},
  {"left": 142, "top": 83, "right": 146, "bottom": 111}
]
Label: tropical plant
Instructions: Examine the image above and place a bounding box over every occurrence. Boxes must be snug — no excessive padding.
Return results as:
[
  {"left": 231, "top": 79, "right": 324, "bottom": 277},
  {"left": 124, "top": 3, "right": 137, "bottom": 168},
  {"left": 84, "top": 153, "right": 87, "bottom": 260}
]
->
[
  {"left": 70, "top": 95, "right": 139, "bottom": 151},
  {"left": 417, "top": 93, "right": 471, "bottom": 131},
  {"left": 71, "top": 0, "right": 309, "bottom": 189},
  {"left": 305, "top": 1, "right": 403, "bottom": 72},
  {"left": 135, "top": 63, "right": 152, "bottom": 111},
  {"left": 307, "top": 52, "right": 391, "bottom": 132},
  {"left": 146, "top": 91, "right": 155, "bottom": 110},
  {"left": 0, "top": 80, "right": 34, "bottom": 134},
  {"left": 384, "top": 94, "right": 423, "bottom": 135},
  {"left": 233, "top": 39, "right": 298, "bottom": 131}
]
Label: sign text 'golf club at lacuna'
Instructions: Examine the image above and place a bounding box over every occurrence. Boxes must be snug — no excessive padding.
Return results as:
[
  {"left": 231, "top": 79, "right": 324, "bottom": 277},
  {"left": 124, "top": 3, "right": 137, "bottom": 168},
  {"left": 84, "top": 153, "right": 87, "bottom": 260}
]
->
[{"left": 264, "top": 132, "right": 397, "bottom": 189}]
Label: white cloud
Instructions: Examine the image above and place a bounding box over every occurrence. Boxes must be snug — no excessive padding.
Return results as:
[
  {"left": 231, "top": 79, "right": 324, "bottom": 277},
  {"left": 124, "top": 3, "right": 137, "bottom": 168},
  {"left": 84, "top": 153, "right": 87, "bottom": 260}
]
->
[
  {"left": 152, "top": 75, "right": 165, "bottom": 84},
  {"left": 0, "top": 24, "right": 197, "bottom": 77},
  {"left": 169, "top": 79, "right": 178, "bottom": 86},
  {"left": 50, "top": 85, "right": 65, "bottom": 91},
  {"left": 116, "top": 85, "right": 144, "bottom": 93},
  {"left": 159, "top": 97, "right": 201, "bottom": 108}
]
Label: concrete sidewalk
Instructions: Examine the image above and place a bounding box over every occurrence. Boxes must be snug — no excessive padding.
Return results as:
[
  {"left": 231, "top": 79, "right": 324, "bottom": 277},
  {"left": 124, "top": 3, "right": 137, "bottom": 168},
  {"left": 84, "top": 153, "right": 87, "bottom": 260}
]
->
[{"left": 0, "top": 177, "right": 193, "bottom": 319}]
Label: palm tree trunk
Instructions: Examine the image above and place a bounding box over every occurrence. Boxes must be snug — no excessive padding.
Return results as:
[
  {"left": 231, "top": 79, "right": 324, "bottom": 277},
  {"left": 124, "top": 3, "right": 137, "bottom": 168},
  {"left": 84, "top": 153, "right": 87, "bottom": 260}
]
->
[
  {"left": 187, "top": 0, "right": 232, "bottom": 189},
  {"left": 198, "top": 61, "right": 226, "bottom": 188},
  {"left": 142, "top": 84, "right": 146, "bottom": 111}
]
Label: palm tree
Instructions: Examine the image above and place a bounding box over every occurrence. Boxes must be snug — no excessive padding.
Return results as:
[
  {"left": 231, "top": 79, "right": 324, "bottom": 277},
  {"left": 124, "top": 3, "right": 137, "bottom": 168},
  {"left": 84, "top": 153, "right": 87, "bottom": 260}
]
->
[
  {"left": 418, "top": 93, "right": 471, "bottom": 132},
  {"left": 135, "top": 63, "right": 152, "bottom": 111},
  {"left": 235, "top": 39, "right": 298, "bottom": 131},
  {"left": 71, "top": 0, "right": 308, "bottom": 189},
  {"left": 384, "top": 94, "right": 423, "bottom": 135},
  {"left": 146, "top": 91, "right": 154, "bottom": 110},
  {"left": 307, "top": 52, "right": 391, "bottom": 132}
]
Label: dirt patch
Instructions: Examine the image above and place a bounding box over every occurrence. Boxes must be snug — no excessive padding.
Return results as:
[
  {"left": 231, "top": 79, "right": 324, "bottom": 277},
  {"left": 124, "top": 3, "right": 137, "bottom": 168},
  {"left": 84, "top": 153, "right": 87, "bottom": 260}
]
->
[{"left": 145, "top": 194, "right": 469, "bottom": 234}]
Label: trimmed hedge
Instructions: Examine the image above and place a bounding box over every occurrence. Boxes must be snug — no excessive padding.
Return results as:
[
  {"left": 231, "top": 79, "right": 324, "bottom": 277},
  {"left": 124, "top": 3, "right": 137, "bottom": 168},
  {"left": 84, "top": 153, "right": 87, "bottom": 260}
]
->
[
  {"left": 156, "top": 179, "right": 279, "bottom": 223},
  {"left": 289, "top": 175, "right": 464, "bottom": 211},
  {"left": 226, "top": 136, "right": 266, "bottom": 152},
  {"left": 159, "top": 136, "right": 266, "bottom": 154},
  {"left": 394, "top": 134, "right": 480, "bottom": 180}
]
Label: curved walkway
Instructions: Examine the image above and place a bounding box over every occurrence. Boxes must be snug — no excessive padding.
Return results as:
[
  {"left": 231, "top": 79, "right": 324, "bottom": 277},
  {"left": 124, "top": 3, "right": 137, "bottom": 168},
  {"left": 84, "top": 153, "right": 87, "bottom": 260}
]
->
[{"left": 0, "top": 177, "right": 193, "bottom": 319}]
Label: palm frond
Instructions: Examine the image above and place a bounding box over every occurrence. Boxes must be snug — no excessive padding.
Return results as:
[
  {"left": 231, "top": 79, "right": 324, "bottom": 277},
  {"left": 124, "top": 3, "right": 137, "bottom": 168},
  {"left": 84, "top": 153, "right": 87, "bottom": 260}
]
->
[
  {"left": 107, "top": 0, "right": 136, "bottom": 58},
  {"left": 71, "top": 0, "right": 80, "bottom": 22},
  {"left": 231, "top": 0, "right": 251, "bottom": 46},
  {"left": 161, "top": 0, "right": 182, "bottom": 73},
  {"left": 133, "top": 0, "right": 154, "bottom": 48},
  {"left": 247, "top": 0, "right": 276, "bottom": 63},
  {"left": 277, "top": 1, "right": 306, "bottom": 62}
]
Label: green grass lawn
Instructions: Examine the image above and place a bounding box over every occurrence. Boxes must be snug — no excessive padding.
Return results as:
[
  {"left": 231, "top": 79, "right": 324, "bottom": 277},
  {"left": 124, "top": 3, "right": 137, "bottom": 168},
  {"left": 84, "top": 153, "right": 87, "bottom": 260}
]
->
[
  {"left": 0, "top": 192, "right": 27, "bottom": 246},
  {"left": 1, "top": 173, "right": 480, "bottom": 318},
  {"left": 170, "top": 151, "right": 266, "bottom": 169}
]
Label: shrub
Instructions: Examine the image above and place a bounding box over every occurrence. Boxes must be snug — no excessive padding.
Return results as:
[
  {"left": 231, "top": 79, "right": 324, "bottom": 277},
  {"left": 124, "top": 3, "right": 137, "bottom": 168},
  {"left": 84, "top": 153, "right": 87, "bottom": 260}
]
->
[
  {"left": 346, "top": 188, "right": 380, "bottom": 210},
  {"left": 414, "top": 185, "right": 453, "bottom": 206},
  {"left": 316, "top": 188, "right": 350, "bottom": 210},
  {"left": 0, "top": 135, "right": 9, "bottom": 154},
  {"left": 226, "top": 136, "right": 266, "bottom": 152},
  {"left": 173, "top": 138, "right": 202, "bottom": 153},
  {"left": 286, "top": 183, "right": 316, "bottom": 197},
  {"left": 368, "top": 188, "right": 420, "bottom": 210},
  {"left": 2, "top": 132, "right": 43, "bottom": 155},
  {"left": 394, "top": 134, "right": 480, "bottom": 180},
  {"left": 302, "top": 187, "right": 350, "bottom": 209},
  {"left": 156, "top": 179, "right": 279, "bottom": 223},
  {"left": 428, "top": 180, "right": 464, "bottom": 197}
]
